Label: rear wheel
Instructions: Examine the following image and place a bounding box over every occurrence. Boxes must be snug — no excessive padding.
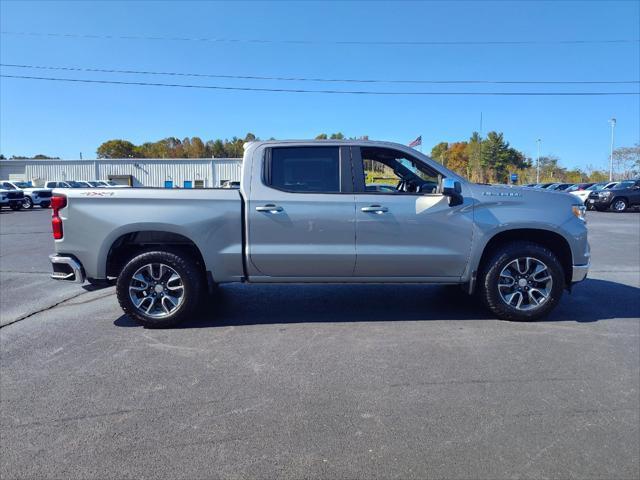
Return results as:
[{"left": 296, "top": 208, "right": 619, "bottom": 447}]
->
[
  {"left": 479, "top": 241, "right": 564, "bottom": 321},
  {"left": 116, "top": 250, "right": 203, "bottom": 328},
  {"left": 22, "top": 196, "right": 34, "bottom": 209},
  {"left": 611, "top": 198, "right": 628, "bottom": 212}
]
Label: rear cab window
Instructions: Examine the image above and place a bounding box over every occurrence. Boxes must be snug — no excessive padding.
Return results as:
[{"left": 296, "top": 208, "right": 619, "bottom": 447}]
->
[{"left": 264, "top": 146, "right": 350, "bottom": 193}]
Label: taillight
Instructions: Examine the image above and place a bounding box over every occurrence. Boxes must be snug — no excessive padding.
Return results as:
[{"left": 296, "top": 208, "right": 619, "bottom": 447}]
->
[{"left": 51, "top": 194, "right": 67, "bottom": 239}]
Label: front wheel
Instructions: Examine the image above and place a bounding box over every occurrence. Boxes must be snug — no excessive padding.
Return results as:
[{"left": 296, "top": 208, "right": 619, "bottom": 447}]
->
[
  {"left": 22, "top": 196, "right": 34, "bottom": 209},
  {"left": 116, "top": 250, "right": 203, "bottom": 328},
  {"left": 611, "top": 198, "right": 628, "bottom": 213},
  {"left": 479, "top": 242, "right": 565, "bottom": 321}
]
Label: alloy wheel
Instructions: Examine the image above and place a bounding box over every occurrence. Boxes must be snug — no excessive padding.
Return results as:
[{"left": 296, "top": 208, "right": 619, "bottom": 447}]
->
[
  {"left": 128, "top": 263, "right": 185, "bottom": 318},
  {"left": 613, "top": 200, "right": 627, "bottom": 212},
  {"left": 498, "top": 257, "right": 553, "bottom": 311}
]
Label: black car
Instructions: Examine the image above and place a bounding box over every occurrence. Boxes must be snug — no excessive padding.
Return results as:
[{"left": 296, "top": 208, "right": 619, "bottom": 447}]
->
[
  {"left": 547, "top": 183, "right": 573, "bottom": 191},
  {"left": 587, "top": 179, "right": 640, "bottom": 212}
]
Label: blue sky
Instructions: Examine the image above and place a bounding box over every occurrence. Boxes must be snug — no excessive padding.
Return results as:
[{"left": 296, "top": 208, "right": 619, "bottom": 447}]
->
[{"left": 1, "top": 0, "right": 638, "bottom": 171}]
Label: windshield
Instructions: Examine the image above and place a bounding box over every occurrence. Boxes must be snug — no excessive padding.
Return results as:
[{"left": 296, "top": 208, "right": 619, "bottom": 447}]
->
[
  {"left": 565, "top": 184, "right": 580, "bottom": 192},
  {"left": 587, "top": 183, "right": 606, "bottom": 191},
  {"left": 612, "top": 181, "right": 635, "bottom": 190},
  {"left": 67, "top": 181, "right": 84, "bottom": 188},
  {"left": 2, "top": 183, "right": 16, "bottom": 190},
  {"left": 14, "top": 182, "right": 32, "bottom": 188},
  {"left": 106, "top": 181, "right": 118, "bottom": 186},
  {"left": 87, "top": 181, "right": 102, "bottom": 187}
]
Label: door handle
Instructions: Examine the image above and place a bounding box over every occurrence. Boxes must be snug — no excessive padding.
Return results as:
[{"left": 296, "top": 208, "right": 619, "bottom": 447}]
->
[
  {"left": 361, "top": 205, "right": 388, "bottom": 214},
  {"left": 256, "top": 204, "right": 284, "bottom": 213}
]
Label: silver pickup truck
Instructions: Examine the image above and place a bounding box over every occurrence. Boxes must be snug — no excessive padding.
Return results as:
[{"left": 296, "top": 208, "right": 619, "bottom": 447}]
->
[{"left": 50, "top": 140, "right": 589, "bottom": 327}]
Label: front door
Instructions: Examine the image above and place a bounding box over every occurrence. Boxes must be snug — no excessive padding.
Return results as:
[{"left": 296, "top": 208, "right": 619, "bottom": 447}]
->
[
  {"left": 352, "top": 146, "right": 473, "bottom": 278},
  {"left": 247, "top": 145, "right": 356, "bottom": 277}
]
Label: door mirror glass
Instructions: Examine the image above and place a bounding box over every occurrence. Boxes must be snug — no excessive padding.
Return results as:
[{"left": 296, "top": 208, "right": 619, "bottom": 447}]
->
[{"left": 442, "top": 178, "right": 463, "bottom": 206}]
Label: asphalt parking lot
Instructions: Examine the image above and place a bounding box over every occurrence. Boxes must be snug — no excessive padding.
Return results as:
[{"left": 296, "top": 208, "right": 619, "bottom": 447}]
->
[{"left": 1, "top": 208, "right": 639, "bottom": 479}]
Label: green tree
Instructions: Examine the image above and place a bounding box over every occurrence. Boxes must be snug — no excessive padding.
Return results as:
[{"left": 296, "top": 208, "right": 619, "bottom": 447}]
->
[
  {"left": 329, "top": 132, "right": 345, "bottom": 139},
  {"left": 430, "top": 142, "right": 449, "bottom": 166},
  {"left": 315, "top": 133, "right": 328, "bottom": 140},
  {"left": 96, "top": 140, "right": 136, "bottom": 159}
]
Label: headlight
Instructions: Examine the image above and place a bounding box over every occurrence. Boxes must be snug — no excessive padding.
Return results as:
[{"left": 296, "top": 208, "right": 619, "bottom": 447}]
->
[
  {"left": 572, "top": 205, "right": 587, "bottom": 222},
  {"left": 598, "top": 191, "right": 611, "bottom": 197}
]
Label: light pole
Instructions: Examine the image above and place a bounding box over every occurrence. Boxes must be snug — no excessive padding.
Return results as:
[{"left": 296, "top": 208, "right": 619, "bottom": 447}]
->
[
  {"left": 609, "top": 118, "right": 616, "bottom": 181},
  {"left": 536, "top": 138, "right": 541, "bottom": 183}
]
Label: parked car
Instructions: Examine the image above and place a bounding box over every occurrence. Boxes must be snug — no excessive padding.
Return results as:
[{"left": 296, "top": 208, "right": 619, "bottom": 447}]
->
[
  {"left": 533, "top": 183, "right": 554, "bottom": 189},
  {"left": 544, "top": 183, "right": 572, "bottom": 191},
  {"left": 587, "top": 179, "right": 640, "bottom": 212},
  {"left": 570, "top": 181, "right": 617, "bottom": 206},
  {"left": 1, "top": 180, "right": 52, "bottom": 209},
  {"left": 45, "top": 181, "right": 86, "bottom": 189},
  {"left": 565, "top": 183, "right": 595, "bottom": 192},
  {"left": 87, "top": 180, "right": 130, "bottom": 188},
  {"left": 49, "top": 140, "right": 590, "bottom": 327},
  {"left": 221, "top": 180, "right": 240, "bottom": 189},
  {"left": 0, "top": 185, "right": 25, "bottom": 210}
]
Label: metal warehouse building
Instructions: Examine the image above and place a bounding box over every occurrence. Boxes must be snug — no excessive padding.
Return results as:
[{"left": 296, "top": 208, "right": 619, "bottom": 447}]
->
[{"left": 0, "top": 158, "right": 242, "bottom": 188}]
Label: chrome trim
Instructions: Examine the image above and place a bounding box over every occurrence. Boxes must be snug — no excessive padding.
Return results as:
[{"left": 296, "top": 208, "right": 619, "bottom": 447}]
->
[
  {"left": 49, "top": 254, "right": 85, "bottom": 283},
  {"left": 571, "top": 262, "right": 589, "bottom": 283}
]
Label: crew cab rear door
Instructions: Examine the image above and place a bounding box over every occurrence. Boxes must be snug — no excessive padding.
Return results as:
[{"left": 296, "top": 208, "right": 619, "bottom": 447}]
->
[
  {"left": 247, "top": 145, "right": 356, "bottom": 277},
  {"left": 351, "top": 146, "right": 473, "bottom": 278}
]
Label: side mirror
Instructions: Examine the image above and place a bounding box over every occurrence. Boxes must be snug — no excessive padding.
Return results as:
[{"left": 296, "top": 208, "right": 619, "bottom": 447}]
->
[{"left": 442, "top": 178, "right": 463, "bottom": 207}]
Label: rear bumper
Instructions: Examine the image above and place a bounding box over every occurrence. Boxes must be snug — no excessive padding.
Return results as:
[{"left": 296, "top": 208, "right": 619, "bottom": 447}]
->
[
  {"left": 49, "top": 254, "right": 85, "bottom": 283},
  {"left": 572, "top": 262, "right": 589, "bottom": 283}
]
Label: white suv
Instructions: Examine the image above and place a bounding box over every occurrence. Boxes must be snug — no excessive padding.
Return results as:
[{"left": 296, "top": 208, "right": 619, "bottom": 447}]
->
[{"left": 1, "top": 181, "right": 53, "bottom": 209}]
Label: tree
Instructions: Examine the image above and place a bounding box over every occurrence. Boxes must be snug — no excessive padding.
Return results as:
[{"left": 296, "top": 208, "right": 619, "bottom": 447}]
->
[
  {"left": 244, "top": 132, "right": 257, "bottom": 142},
  {"left": 430, "top": 142, "right": 448, "bottom": 166},
  {"left": 613, "top": 144, "right": 640, "bottom": 179},
  {"left": 315, "top": 133, "right": 328, "bottom": 140},
  {"left": 0, "top": 154, "right": 5, "bottom": 160},
  {"left": 329, "top": 132, "right": 345, "bottom": 140},
  {"left": 96, "top": 140, "right": 137, "bottom": 158},
  {"left": 446, "top": 142, "right": 470, "bottom": 177}
]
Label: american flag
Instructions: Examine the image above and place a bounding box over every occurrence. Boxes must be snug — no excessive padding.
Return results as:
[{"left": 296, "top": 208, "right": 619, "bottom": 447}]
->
[{"left": 408, "top": 135, "right": 422, "bottom": 148}]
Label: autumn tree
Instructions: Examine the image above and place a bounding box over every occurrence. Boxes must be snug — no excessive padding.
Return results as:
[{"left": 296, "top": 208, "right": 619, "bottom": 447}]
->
[{"left": 96, "top": 140, "right": 136, "bottom": 158}]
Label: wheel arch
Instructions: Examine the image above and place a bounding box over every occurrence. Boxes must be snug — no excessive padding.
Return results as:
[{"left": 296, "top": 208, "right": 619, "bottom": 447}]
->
[
  {"left": 475, "top": 228, "right": 573, "bottom": 289},
  {"left": 105, "top": 230, "right": 208, "bottom": 281}
]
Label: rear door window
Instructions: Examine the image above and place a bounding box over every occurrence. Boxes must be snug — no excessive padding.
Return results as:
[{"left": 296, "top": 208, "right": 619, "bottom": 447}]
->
[{"left": 266, "top": 147, "right": 341, "bottom": 193}]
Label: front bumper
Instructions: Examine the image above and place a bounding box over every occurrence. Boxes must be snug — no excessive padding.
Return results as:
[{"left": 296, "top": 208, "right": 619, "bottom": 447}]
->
[
  {"left": 50, "top": 254, "right": 85, "bottom": 283},
  {"left": 572, "top": 261, "right": 589, "bottom": 283},
  {"left": 586, "top": 196, "right": 611, "bottom": 208}
]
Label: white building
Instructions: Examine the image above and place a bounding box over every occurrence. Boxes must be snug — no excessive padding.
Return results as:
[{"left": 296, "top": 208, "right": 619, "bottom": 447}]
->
[{"left": 0, "top": 158, "right": 242, "bottom": 188}]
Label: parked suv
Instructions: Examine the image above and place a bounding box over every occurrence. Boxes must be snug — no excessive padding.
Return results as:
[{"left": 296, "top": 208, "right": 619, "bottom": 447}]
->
[
  {"left": 0, "top": 185, "right": 25, "bottom": 210},
  {"left": 1, "top": 181, "right": 52, "bottom": 209},
  {"left": 587, "top": 179, "right": 640, "bottom": 212}
]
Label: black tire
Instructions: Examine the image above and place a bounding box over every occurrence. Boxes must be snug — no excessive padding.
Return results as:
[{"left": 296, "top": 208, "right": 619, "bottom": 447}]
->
[
  {"left": 479, "top": 241, "right": 565, "bottom": 321},
  {"left": 40, "top": 202, "right": 50, "bottom": 209},
  {"left": 116, "top": 250, "right": 203, "bottom": 328},
  {"left": 22, "top": 196, "right": 34, "bottom": 209},
  {"left": 610, "top": 198, "right": 628, "bottom": 213},
  {"left": 9, "top": 203, "right": 22, "bottom": 211}
]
